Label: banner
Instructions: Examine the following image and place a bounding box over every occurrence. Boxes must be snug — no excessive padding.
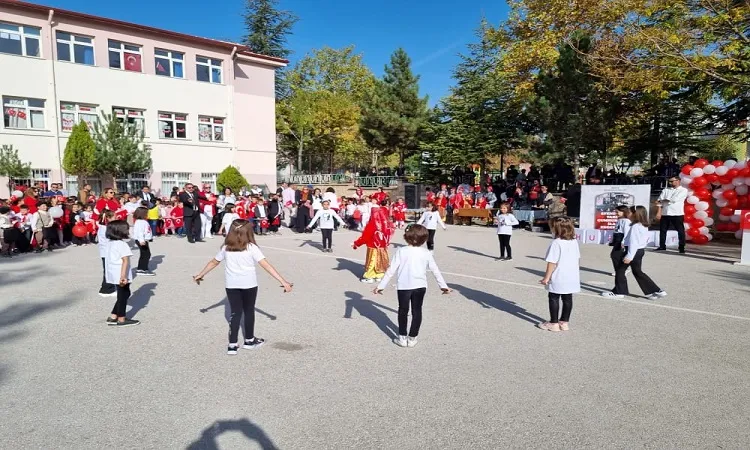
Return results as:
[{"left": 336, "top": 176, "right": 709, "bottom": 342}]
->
[{"left": 579, "top": 185, "right": 651, "bottom": 230}]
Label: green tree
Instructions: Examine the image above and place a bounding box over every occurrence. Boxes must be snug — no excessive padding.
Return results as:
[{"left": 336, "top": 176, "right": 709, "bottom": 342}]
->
[
  {"left": 217, "top": 165, "right": 250, "bottom": 193},
  {"left": 92, "top": 112, "right": 152, "bottom": 187},
  {"left": 0, "top": 144, "right": 31, "bottom": 195},
  {"left": 288, "top": 46, "right": 376, "bottom": 102},
  {"left": 361, "top": 48, "right": 428, "bottom": 167},
  {"left": 62, "top": 121, "right": 96, "bottom": 188}
]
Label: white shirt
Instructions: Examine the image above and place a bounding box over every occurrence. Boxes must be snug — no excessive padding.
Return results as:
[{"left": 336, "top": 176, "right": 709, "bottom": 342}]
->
[
  {"left": 309, "top": 208, "right": 343, "bottom": 229},
  {"left": 105, "top": 240, "right": 133, "bottom": 284},
  {"left": 214, "top": 244, "right": 266, "bottom": 289},
  {"left": 322, "top": 192, "right": 339, "bottom": 209},
  {"left": 345, "top": 204, "right": 357, "bottom": 217},
  {"left": 657, "top": 186, "right": 688, "bottom": 216},
  {"left": 496, "top": 213, "right": 519, "bottom": 235},
  {"left": 282, "top": 188, "right": 296, "bottom": 206},
  {"left": 312, "top": 196, "right": 322, "bottom": 211},
  {"left": 614, "top": 217, "right": 631, "bottom": 236},
  {"left": 97, "top": 224, "right": 109, "bottom": 258},
  {"left": 218, "top": 194, "right": 237, "bottom": 209},
  {"left": 133, "top": 219, "right": 152, "bottom": 244},
  {"left": 124, "top": 201, "right": 140, "bottom": 214},
  {"left": 203, "top": 204, "right": 214, "bottom": 216},
  {"left": 624, "top": 223, "right": 650, "bottom": 260},
  {"left": 544, "top": 238, "right": 581, "bottom": 294},
  {"left": 222, "top": 212, "right": 240, "bottom": 229},
  {"left": 377, "top": 246, "right": 448, "bottom": 291},
  {"left": 417, "top": 211, "right": 446, "bottom": 230}
]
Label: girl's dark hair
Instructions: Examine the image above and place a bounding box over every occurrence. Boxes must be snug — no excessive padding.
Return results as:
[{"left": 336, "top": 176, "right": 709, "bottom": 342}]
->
[
  {"left": 105, "top": 220, "right": 130, "bottom": 241},
  {"left": 99, "top": 210, "right": 115, "bottom": 225},
  {"left": 326, "top": 187, "right": 335, "bottom": 193},
  {"left": 224, "top": 219, "right": 257, "bottom": 251},
  {"left": 549, "top": 216, "right": 575, "bottom": 240},
  {"left": 224, "top": 203, "right": 235, "bottom": 213},
  {"left": 616, "top": 205, "right": 632, "bottom": 217},
  {"left": 427, "top": 203, "right": 437, "bottom": 211},
  {"left": 0, "top": 206, "right": 10, "bottom": 214},
  {"left": 630, "top": 205, "right": 650, "bottom": 227},
  {"left": 499, "top": 201, "right": 511, "bottom": 212},
  {"left": 404, "top": 224, "right": 429, "bottom": 247},
  {"left": 133, "top": 207, "right": 149, "bottom": 220}
]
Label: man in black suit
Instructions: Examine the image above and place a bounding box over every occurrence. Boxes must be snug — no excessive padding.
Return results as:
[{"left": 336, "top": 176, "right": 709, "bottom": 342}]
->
[
  {"left": 137, "top": 185, "right": 155, "bottom": 208},
  {"left": 179, "top": 183, "right": 207, "bottom": 243}
]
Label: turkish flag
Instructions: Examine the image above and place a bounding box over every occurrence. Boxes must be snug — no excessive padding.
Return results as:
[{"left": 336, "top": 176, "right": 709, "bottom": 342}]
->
[
  {"left": 124, "top": 54, "right": 142, "bottom": 72},
  {"left": 741, "top": 210, "right": 750, "bottom": 231},
  {"left": 156, "top": 61, "right": 166, "bottom": 73}
]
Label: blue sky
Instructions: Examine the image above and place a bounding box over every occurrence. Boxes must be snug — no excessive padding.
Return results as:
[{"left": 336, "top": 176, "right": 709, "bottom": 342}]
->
[{"left": 40, "top": 0, "right": 510, "bottom": 104}]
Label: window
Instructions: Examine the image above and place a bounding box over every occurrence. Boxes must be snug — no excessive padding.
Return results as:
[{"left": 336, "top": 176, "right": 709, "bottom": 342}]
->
[
  {"left": 12, "top": 169, "right": 51, "bottom": 191},
  {"left": 66, "top": 176, "right": 101, "bottom": 197},
  {"left": 61, "top": 103, "right": 98, "bottom": 132},
  {"left": 198, "top": 116, "right": 225, "bottom": 142},
  {"left": 155, "top": 49, "right": 184, "bottom": 78},
  {"left": 158, "top": 112, "right": 187, "bottom": 139},
  {"left": 108, "top": 40, "right": 142, "bottom": 72},
  {"left": 201, "top": 173, "right": 218, "bottom": 193},
  {"left": 3, "top": 97, "right": 45, "bottom": 129},
  {"left": 116, "top": 173, "right": 149, "bottom": 194},
  {"left": 161, "top": 172, "right": 191, "bottom": 196},
  {"left": 0, "top": 22, "right": 41, "bottom": 57},
  {"left": 196, "top": 56, "right": 222, "bottom": 83},
  {"left": 113, "top": 107, "right": 145, "bottom": 134},
  {"left": 56, "top": 31, "right": 94, "bottom": 65}
]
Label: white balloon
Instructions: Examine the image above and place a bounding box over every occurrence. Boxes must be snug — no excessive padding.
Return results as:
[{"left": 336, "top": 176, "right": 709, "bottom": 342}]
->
[
  {"left": 711, "top": 181, "right": 722, "bottom": 186},
  {"left": 730, "top": 214, "right": 741, "bottom": 223},
  {"left": 736, "top": 230, "right": 744, "bottom": 240},
  {"left": 695, "top": 201, "right": 709, "bottom": 211},
  {"left": 736, "top": 185, "right": 749, "bottom": 196},
  {"left": 733, "top": 177, "right": 745, "bottom": 186},
  {"left": 716, "top": 198, "right": 729, "bottom": 207},
  {"left": 719, "top": 214, "right": 731, "bottom": 221},
  {"left": 716, "top": 166, "right": 729, "bottom": 176},
  {"left": 681, "top": 178, "right": 692, "bottom": 187},
  {"left": 699, "top": 226, "right": 709, "bottom": 235},
  {"left": 734, "top": 160, "right": 747, "bottom": 170},
  {"left": 694, "top": 210, "right": 708, "bottom": 219},
  {"left": 704, "top": 217, "right": 714, "bottom": 227},
  {"left": 722, "top": 184, "right": 735, "bottom": 191},
  {"left": 724, "top": 160, "right": 737, "bottom": 169},
  {"left": 687, "top": 195, "right": 700, "bottom": 205},
  {"left": 712, "top": 189, "right": 725, "bottom": 199},
  {"left": 702, "top": 164, "right": 716, "bottom": 174},
  {"left": 707, "top": 233, "right": 714, "bottom": 241},
  {"left": 684, "top": 221, "right": 691, "bottom": 229},
  {"left": 690, "top": 168, "right": 704, "bottom": 177},
  {"left": 49, "top": 206, "right": 64, "bottom": 219}
]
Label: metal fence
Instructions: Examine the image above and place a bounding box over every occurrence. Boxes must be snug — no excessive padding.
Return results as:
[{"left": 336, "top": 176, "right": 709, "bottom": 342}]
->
[
  {"left": 353, "top": 176, "right": 399, "bottom": 188},
  {"left": 278, "top": 173, "right": 353, "bottom": 185}
]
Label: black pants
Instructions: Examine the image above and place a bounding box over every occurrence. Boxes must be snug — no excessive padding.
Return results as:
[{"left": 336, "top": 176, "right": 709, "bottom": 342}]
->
[
  {"left": 498, "top": 234, "right": 512, "bottom": 258},
  {"left": 99, "top": 258, "right": 116, "bottom": 294},
  {"left": 548, "top": 292, "right": 573, "bottom": 323},
  {"left": 111, "top": 283, "right": 131, "bottom": 318},
  {"left": 397, "top": 288, "right": 426, "bottom": 337},
  {"left": 659, "top": 215, "right": 685, "bottom": 250},
  {"left": 321, "top": 228, "right": 333, "bottom": 249},
  {"left": 427, "top": 229, "right": 436, "bottom": 250},
  {"left": 610, "top": 247, "right": 624, "bottom": 272},
  {"left": 613, "top": 248, "right": 661, "bottom": 295},
  {"left": 226, "top": 287, "right": 258, "bottom": 344},
  {"left": 136, "top": 241, "right": 151, "bottom": 271},
  {"left": 184, "top": 214, "right": 201, "bottom": 242}
]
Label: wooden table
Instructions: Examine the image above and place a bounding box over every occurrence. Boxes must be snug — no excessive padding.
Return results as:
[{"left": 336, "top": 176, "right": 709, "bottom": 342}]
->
[{"left": 454, "top": 208, "right": 494, "bottom": 225}]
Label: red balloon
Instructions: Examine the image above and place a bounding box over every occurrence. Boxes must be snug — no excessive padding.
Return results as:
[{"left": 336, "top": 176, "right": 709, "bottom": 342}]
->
[
  {"left": 705, "top": 173, "right": 719, "bottom": 183},
  {"left": 693, "top": 158, "right": 709, "bottom": 168},
  {"left": 740, "top": 168, "right": 750, "bottom": 177},
  {"left": 711, "top": 160, "right": 724, "bottom": 167},
  {"left": 727, "top": 168, "right": 740, "bottom": 179},
  {"left": 726, "top": 198, "right": 739, "bottom": 209},
  {"left": 723, "top": 190, "right": 737, "bottom": 200},
  {"left": 727, "top": 222, "right": 740, "bottom": 232},
  {"left": 690, "top": 176, "right": 708, "bottom": 187},
  {"left": 718, "top": 176, "right": 732, "bottom": 184},
  {"left": 693, "top": 188, "right": 710, "bottom": 200},
  {"left": 691, "top": 219, "right": 705, "bottom": 228},
  {"left": 693, "top": 234, "right": 709, "bottom": 245},
  {"left": 705, "top": 207, "right": 714, "bottom": 217},
  {"left": 687, "top": 227, "right": 702, "bottom": 237},
  {"left": 720, "top": 207, "right": 734, "bottom": 217},
  {"left": 684, "top": 204, "right": 697, "bottom": 215},
  {"left": 681, "top": 164, "right": 693, "bottom": 175},
  {"left": 739, "top": 196, "right": 750, "bottom": 209},
  {"left": 72, "top": 223, "right": 88, "bottom": 238},
  {"left": 716, "top": 223, "right": 727, "bottom": 232}
]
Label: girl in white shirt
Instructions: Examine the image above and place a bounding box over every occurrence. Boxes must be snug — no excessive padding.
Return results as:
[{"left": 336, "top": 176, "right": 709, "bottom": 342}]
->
[
  {"left": 495, "top": 202, "right": 519, "bottom": 261},
  {"left": 417, "top": 203, "right": 447, "bottom": 251},
  {"left": 601, "top": 206, "right": 667, "bottom": 300},
  {"left": 539, "top": 217, "right": 580, "bottom": 332},
  {"left": 193, "top": 219, "right": 293, "bottom": 355},
  {"left": 132, "top": 207, "right": 155, "bottom": 276},
  {"left": 219, "top": 203, "right": 240, "bottom": 236},
  {"left": 609, "top": 206, "right": 633, "bottom": 276},
  {"left": 97, "top": 211, "right": 117, "bottom": 297},
  {"left": 374, "top": 224, "right": 450, "bottom": 347},
  {"left": 306, "top": 200, "right": 344, "bottom": 252},
  {"left": 104, "top": 220, "right": 139, "bottom": 327}
]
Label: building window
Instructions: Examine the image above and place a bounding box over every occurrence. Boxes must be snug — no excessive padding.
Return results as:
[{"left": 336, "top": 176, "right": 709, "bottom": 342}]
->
[
  {"left": 116, "top": 173, "right": 149, "bottom": 194},
  {"left": 196, "top": 56, "right": 222, "bottom": 84},
  {"left": 11, "top": 169, "right": 51, "bottom": 191},
  {"left": 155, "top": 49, "right": 184, "bottom": 78},
  {"left": 198, "top": 116, "right": 225, "bottom": 142},
  {"left": 113, "top": 107, "right": 145, "bottom": 134},
  {"left": 61, "top": 103, "right": 98, "bottom": 132},
  {"left": 0, "top": 22, "right": 41, "bottom": 57},
  {"left": 108, "top": 40, "right": 142, "bottom": 72},
  {"left": 3, "top": 97, "right": 45, "bottom": 129},
  {"left": 56, "top": 31, "right": 94, "bottom": 65},
  {"left": 201, "top": 173, "right": 218, "bottom": 193},
  {"left": 161, "top": 172, "right": 191, "bottom": 196},
  {"left": 158, "top": 112, "right": 187, "bottom": 139},
  {"left": 66, "top": 176, "right": 101, "bottom": 198}
]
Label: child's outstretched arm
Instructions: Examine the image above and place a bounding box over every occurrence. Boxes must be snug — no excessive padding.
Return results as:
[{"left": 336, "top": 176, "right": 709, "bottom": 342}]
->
[
  {"left": 427, "top": 253, "right": 451, "bottom": 294},
  {"left": 193, "top": 259, "right": 220, "bottom": 284},
  {"left": 374, "top": 250, "right": 401, "bottom": 294},
  {"left": 258, "top": 259, "right": 293, "bottom": 292}
]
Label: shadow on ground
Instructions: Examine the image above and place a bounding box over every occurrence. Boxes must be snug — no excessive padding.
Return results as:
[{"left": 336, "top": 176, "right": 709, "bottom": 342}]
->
[
  {"left": 186, "top": 418, "right": 279, "bottom": 450},
  {"left": 335, "top": 258, "right": 362, "bottom": 278},
  {"left": 448, "top": 245, "right": 497, "bottom": 260},
  {"left": 449, "top": 283, "right": 544, "bottom": 325},
  {"left": 343, "top": 291, "right": 398, "bottom": 338},
  {"left": 200, "top": 297, "right": 277, "bottom": 322}
]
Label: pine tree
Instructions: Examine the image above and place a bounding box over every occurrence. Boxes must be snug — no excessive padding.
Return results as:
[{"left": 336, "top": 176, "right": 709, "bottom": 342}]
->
[
  {"left": 0, "top": 144, "right": 31, "bottom": 196},
  {"left": 217, "top": 166, "right": 250, "bottom": 193},
  {"left": 92, "top": 113, "right": 152, "bottom": 185},
  {"left": 62, "top": 122, "right": 96, "bottom": 188}
]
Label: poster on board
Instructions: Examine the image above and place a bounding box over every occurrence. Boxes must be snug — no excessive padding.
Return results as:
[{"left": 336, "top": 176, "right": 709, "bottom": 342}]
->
[{"left": 579, "top": 185, "right": 651, "bottom": 230}]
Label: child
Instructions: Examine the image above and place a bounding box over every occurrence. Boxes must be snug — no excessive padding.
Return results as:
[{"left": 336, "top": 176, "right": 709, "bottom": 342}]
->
[
  {"left": 148, "top": 200, "right": 161, "bottom": 239},
  {"left": 601, "top": 205, "right": 667, "bottom": 300},
  {"left": 97, "top": 211, "right": 117, "bottom": 297},
  {"left": 104, "top": 220, "right": 140, "bottom": 326},
  {"left": 495, "top": 202, "right": 519, "bottom": 261},
  {"left": 0, "top": 206, "right": 17, "bottom": 257},
  {"left": 416, "top": 203, "right": 446, "bottom": 251},
  {"left": 132, "top": 207, "right": 155, "bottom": 276},
  {"left": 306, "top": 199, "right": 344, "bottom": 252},
  {"left": 69, "top": 203, "right": 87, "bottom": 246},
  {"left": 17, "top": 204, "right": 32, "bottom": 251},
  {"left": 356, "top": 198, "right": 369, "bottom": 231},
  {"left": 169, "top": 201, "right": 184, "bottom": 236},
  {"left": 31, "top": 202, "right": 55, "bottom": 252},
  {"left": 539, "top": 216, "right": 580, "bottom": 332},
  {"left": 609, "top": 205, "right": 633, "bottom": 276},
  {"left": 219, "top": 203, "right": 239, "bottom": 236},
  {"left": 392, "top": 198, "right": 406, "bottom": 229},
  {"left": 192, "top": 219, "right": 293, "bottom": 355},
  {"left": 374, "top": 224, "right": 450, "bottom": 347}
]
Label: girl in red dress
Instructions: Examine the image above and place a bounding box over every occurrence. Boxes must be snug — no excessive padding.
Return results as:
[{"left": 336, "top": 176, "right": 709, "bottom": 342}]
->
[{"left": 393, "top": 198, "right": 407, "bottom": 229}]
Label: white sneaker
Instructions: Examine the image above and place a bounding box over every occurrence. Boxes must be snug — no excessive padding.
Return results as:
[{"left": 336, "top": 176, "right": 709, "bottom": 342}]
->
[
  {"left": 611, "top": 268, "right": 632, "bottom": 276},
  {"left": 406, "top": 337, "right": 418, "bottom": 347},
  {"left": 600, "top": 291, "right": 625, "bottom": 298},
  {"left": 360, "top": 278, "right": 375, "bottom": 284},
  {"left": 651, "top": 291, "right": 668, "bottom": 299},
  {"left": 394, "top": 336, "right": 408, "bottom": 347}
]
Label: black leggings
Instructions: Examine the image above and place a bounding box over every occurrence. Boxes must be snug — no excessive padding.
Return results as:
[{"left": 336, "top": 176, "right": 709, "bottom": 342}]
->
[
  {"left": 397, "top": 288, "right": 426, "bottom": 337},
  {"left": 498, "top": 234, "right": 512, "bottom": 258},
  {"left": 137, "top": 241, "right": 151, "bottom": 271},
  {"left": 99, "top": 258, "right": 116, "bottom": 294},
  {"left": 111, "top": 283, "right": 131, "bottom": 318},
  {"left": 226, "top": 287, "right": 258, "bottom": 344},
  {"left": 548, "top": 292, "right": 573, "bottom": 323},
  {"left": 321, "top": 228, "right": 333, "bottom": 249},
  {"left": 427, "top": 230, "right": 436, "bottom": 250},
  {"left": 613, "top": 248, "right": 661, "bottom": 295}
]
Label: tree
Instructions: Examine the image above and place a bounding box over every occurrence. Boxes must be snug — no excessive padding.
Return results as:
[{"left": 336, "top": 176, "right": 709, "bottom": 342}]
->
[
  {"left": 287, "top": 46, "right": 376, "bottom": 102},
  {"left": 0, "top": 144, "right": 31, "bottom": 195},
  {"left": 243, "top": 0, "right": 298, "bottom": 98},
  {"left": 62, "top": 122, "right": 96, "bottom": 188},
  {"left": 361, "top": 48, "right": 429, "bottom": 167},
  {"left": 92, "top": 113, "right": 152, "bottom": 187},
  {"left": 217, "top": 166, "right": 250, "bottom": 193}
]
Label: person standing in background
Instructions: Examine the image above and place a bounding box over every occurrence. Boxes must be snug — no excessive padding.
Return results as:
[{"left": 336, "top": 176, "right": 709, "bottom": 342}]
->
[
  {"left": 281, "top": 183, "right": 298, "bottom": 228},
  {"left": 655, "top": 176, "right": 687, "bottom": 253}
]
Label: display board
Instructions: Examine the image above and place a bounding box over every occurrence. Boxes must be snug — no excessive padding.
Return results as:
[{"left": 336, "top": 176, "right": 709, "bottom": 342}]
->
[{"left": 579, "top": 185, "right": 652, "bottom": 230}]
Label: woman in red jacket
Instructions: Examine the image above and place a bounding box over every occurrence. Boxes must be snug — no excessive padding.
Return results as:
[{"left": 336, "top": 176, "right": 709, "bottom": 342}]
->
[
  {"left": 92, "top": 188, "right": 120, "bottom": 221},
  {"left": 21, "top": 188, "right": 38, "bottom": 214}
]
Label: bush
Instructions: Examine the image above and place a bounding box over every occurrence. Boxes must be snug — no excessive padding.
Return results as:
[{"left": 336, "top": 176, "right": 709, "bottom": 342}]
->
[{"left": 217, "top": 165, "right": 249, "bottom": 193}]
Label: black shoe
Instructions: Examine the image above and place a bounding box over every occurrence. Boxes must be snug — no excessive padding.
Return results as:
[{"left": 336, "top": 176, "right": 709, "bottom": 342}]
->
[
  {"left": 505, "top": 257, "right": 513, "bottom": 261},
  {"left": 243, "top": 337, "right": 265, "bottom": 349},
  {"left": 653, "top": 247, "right": 667, "bottom": 251},
  {"left": 227, "top": 345, "right": 239, "bottom": 355},
  {"left": 106, "top": 317, "right": 118, "bottom": 325},
  {"left": 187, "top": 239, "right": 195, "bottom": 243},
  {"left": 115, "top": 318, "right": 140, "bottom": 327},
  {"left": 678, "top": 249, "right": 686, "bottom": 254},
  {"left": 195, "top": 239, "right": 205, "bottom": 243}
]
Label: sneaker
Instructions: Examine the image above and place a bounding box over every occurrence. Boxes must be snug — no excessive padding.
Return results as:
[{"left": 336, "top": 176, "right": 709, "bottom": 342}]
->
[
  {"left": 360, "top": 278, "right": 375, "bottom": 284},
  {"left": 653, "top": 247, "right": 667, "bottom": 252},
  {"left": 136, "top": 270, "right": 156, "bottom": 276},
  {"left": 227, "top": 345, "right": 238, "bottom": 355},
  {"left": 407, "top": 336, "right": 418, "bottom": 347},
  {"left": 537, "top": 322, "right": 561, "bottom": 332},
  {"left": 243, "top": 337, "right": 265, "bottom": 349},
  {"left": 98, "top": 291, "right": 117, "bottom": 298},
  {"left": 504, "top": 257, "right": 513, "bottom": 261},
  {"left": 678, "top": 249, "right": 686, "bottom": 254},
  {"left": 115, "top": 318, "right": 140, "bottom": 327},
  {"left": 558, "top": 321, "right": 570, "bottom": 331},
  {"left": 651, "top": 291, "right": 668, "bottom": 298},
  {"left": 106, "top": 317, "right": 118, "bottom": 325},
  {"left": 600, "top": 291, "right": 625, "bottom": 299},
  {"left": 394, "top": 335, "right": 408, "bottom": 347}
]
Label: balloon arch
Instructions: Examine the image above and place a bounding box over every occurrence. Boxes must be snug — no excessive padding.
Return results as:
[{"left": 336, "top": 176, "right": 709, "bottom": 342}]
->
[{"left": 679, "top": 159, "right": 750, "bottom": 245}]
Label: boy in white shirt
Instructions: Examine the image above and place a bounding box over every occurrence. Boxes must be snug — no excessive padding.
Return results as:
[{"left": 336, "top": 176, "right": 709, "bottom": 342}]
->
[
  {"left": 416, "top": 203, "right": 447, "bottom": 250},
  {"left": 306, "top": 200, "right": 344, "bottom": 252}
]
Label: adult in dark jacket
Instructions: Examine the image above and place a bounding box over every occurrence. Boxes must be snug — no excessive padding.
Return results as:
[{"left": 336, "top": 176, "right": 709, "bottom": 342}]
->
[{"left": 178, "top": 183, "right": 207, "bottom": 243}]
